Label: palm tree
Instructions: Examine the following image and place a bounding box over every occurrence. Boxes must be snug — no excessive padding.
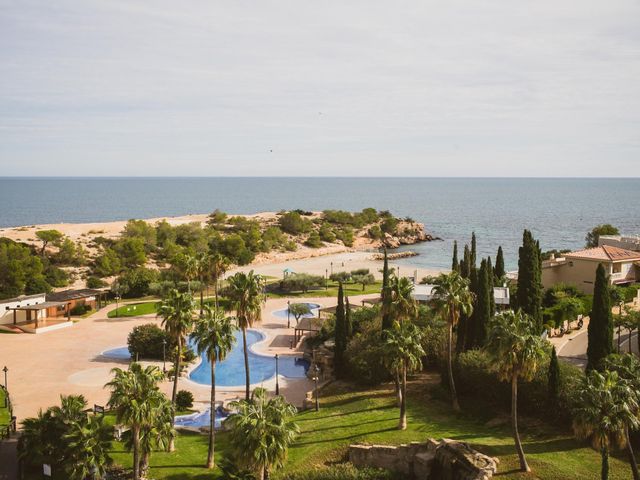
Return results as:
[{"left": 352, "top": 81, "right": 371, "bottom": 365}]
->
[
  {"left": 64, "top": 414, "right": 113, "bottom": 480},
  {"left": 227, "top": 271, "right": 264, "bottom": 401},
  {"left": 486, "top": 310, "right": 547, "bottom": 473},
  {"left": 209, "top": 252, "right": 230, "bottom": 309},
  {"left": 602, "top": 354, "right": 640, "bottom": 480},
  {"left": 573, "top": 369, "right": 640, "bottom": 480},
  {"left": 194, "top": 251, "right": 212, "bottom": 316},
  {"left": 19, "top": 409, "right": 58, "bottom": 470},
  {"left": 158, "top": 288, "right": 195, "bottom": 450},
  {"left": 225, "top": 387, "right": 299, "bottom": 480},
  {"left": 106, "top": 363, "right": 174, "bottom": 480},
  {"left": 138, "top": 399, "right": 174, "bottom": 477},
  {"left": 390, "top": 276, "right": 417, "bottom": 322},
  {"left": 191, "top": 305, "right": 237, "bottom": 468},
  {"left": 432, "top": 271, "right": 473, "bottom": 412},
  {"left": 384, "top": 321, "right": 426, "bottom": 429}
]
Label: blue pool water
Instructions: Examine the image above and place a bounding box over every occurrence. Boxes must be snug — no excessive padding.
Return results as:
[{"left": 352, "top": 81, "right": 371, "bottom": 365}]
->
[
  {"left": 272, "top": 302, "right": 321, "bottom": 319},
  {"left": 174, "top": 408, "right": 228, "bottom": 429},
  {"left": 102, "top": 329, "right": 310, "bottom": 387},
  {"left": 189, "top": 330, "right": 309, "bottom": 386}
]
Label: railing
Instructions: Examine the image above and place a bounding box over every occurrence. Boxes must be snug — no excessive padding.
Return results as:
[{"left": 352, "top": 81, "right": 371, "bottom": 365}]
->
[{"left": 0, "top": 384, "right": 16, "bottom": 440}]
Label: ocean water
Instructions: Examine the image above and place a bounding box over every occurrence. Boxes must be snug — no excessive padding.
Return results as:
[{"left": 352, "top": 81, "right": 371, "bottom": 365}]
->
[{"left": 0, "top": 177, "right": 638, "bottom": 271}]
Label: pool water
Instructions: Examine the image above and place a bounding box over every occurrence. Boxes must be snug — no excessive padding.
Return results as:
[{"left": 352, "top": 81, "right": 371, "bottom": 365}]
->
[
  {"left": 102, "top": 329, "right": 310, "bottom": 387},
  {"left": 189, "top": 330, "right": 309, "bottom": 386},
  {"left": 174, "top": 407, "right": 228, "bottom": 429},
  {"left": 272, "top": 302, "right": 321, "bottom": 319}
]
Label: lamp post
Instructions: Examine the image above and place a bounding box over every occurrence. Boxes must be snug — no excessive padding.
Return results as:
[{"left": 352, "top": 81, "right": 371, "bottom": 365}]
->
[
  {"left": 313, "top": 364, "right": 320, "bottom": 411},
  {"left": 2, "top": 366, "right": 7, "bottom": 407},
  {"left": 162, "top": 339, "right": 167, "bottom": 373},
  {"left": 114, "top": 295, "right": 121, "bottom": 317},
  {"left": 287, "top": 300, "right": 291, "bottom": 329},
  {"left": 325, "top": 269, "right": 328, "bottom": 290},
  {"left": 275, "top": 354, "right": 280, "bottom": 396},
  {"left": 330, "top": 262, "right": 333, "bottom": 275}
]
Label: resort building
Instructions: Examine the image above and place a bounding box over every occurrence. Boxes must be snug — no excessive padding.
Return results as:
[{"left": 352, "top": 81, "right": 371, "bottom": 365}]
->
[
  {"left": 599, "top": 234, "right": 640, "bottom": 252},
  {"left": 542, "top": 245, "right": 640, "bottom": 294},
  {"left": 412, "top": 284, "right": 511, "bottom": 307}
]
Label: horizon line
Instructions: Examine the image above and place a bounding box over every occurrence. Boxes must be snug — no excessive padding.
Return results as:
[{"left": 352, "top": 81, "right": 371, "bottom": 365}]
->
[{"left": 1, "top": 175, "right": 639, "bottom": 180}]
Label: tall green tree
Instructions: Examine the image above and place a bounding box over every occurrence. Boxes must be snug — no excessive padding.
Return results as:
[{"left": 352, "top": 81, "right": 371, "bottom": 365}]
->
[
  {"left": 35, "top": 229, "right": 63, "bottom": 255},
  {"left": 106, "top": 363, "right": 174, "bottom": 480},
  {"left": 334, "top": 283, "right": 347, "bottom": 378},
  {"left": 452, "top": 241, "right": 459, "bottom": 272},
  {"left": 486, "top": 310, "right": 547, "bottom": 473},
  {"left": 573, "top": 370, "right": 640, "bottom": 480},
  {"left": 192, "top": 306, "right": 237, "bottom": 468},
  {"left": 433, "top": 271, "right": 474, "bottom": 412},
  {"left": 516, "top": 229, "right": 543, "bottom": 332},
  {"left": 587, "top": 264, "right": 613, "bottom": 371},
  {"left": 548, "top": 346, "right": 561, "bottom": 410},
  {"left": 384, "top": 321, "right": 426, "bottom": 430},
  {"left": 470, "top": 232, "right": 477, "bottom": 270},
  {"left": 381, "top": 248, "right": 393, "bottom": 330},
  {"left": 158, "top": 288, "right": 195, "bottom": 450},
  {"left": 586, "top": 224, "right": 619, "bottom": 248},
  {"left": 468, "top": 259, "right": 491, "bottom": 349},
  {"left": 494, "top": 246, "right": 506, "bottom": 282},
  {"left": 460, "top": 244, "right": 471, "bottom": 279},
  {"left": 63, "top": 414, "right": 113, "bottom": 480},
  {"left": 227, "top": 271, "right": 264, "bottom": 401},
  {"left": 345, "top": 297, "right": 353, "bottom": 339},
  {"left": 225, "top": 388, "right": 299, "bottom": 480}
]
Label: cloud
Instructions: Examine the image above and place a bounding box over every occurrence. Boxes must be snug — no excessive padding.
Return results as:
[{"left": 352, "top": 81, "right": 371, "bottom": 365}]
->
[{"left": 1, "top": 0, "right": 639, "bottom": 176}]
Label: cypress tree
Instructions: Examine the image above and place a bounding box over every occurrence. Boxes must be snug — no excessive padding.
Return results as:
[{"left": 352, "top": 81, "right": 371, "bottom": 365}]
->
[
  {"left": 464, "top": 265, "right": 480, "bottom": 349},
  {"left": 381, "top": 249, "right": 393, "bottom": 330},
  {"left": 516, "top": 230, "right": 543, "bottom": 332},
  {"left": 345, "top": 296, "right": 352, "bottom": 339},
  {"left": 468, "top": 259, "right": 491, "bottom": 349},
  {"left": 334, "top": 283, "right": 347, "bottom": 377},
  {"left": 452, "top": 241, "right": 459, "bottom": 272},
  {"left": 548, "top": 346, "right": 560, "bottom": 409},
  {"left": 487, "top": 256, "right": 495, "bottom": 316},
  {"left": 586, "top": 264, "right": 613, "bottom": 371},
  {"left": 494, "top": 246, "right": 505, "bottom": 282},
  {"left": 470, "top": 232, "right": 477, "bottom": 270},
  {"left": 460, "top": 244, "right": 471, "bottom": 279}
]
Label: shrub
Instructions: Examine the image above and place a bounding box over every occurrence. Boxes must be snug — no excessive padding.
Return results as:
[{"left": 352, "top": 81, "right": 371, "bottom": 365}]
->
[
  {"left": 335, "top": 227, "right": 354, "bottom": 247},
  {"left": 279, "top": 211, "right": 311, "bottom": 235},
  {"left": 319, "top": 223, "right": 336, "bottom": 243},
  {"left": 368, "top": 225, "right": 383, "bottom": 240},
  {"left": 305, "top": 232, "right": 323, "bottom": 248},
  {"left": 86, "top": 276, "right": 107, "bottom": 288},
  {"left": 280, "top": 273, "right": 325, "bottom": 293},
  {"left": 346, "top": 330, "right": 389, "bottom": 384},
  {"left": 176, "top": 390, "right": 194, "bottom": 410},
  {"left": 70, "top": 304, "right": 92, "bottom": 316},
  {"left": 127, "top": 323, "right": 171, "bottom": 360},
  {"left": 380, "top": 217, "right": 398, "bottom": 234},
  {"left": 282, "top": 465, "right": 399, "bottom": 480},
  {"left": 350, "top": 268, "right": 370, "bottom": 276}
]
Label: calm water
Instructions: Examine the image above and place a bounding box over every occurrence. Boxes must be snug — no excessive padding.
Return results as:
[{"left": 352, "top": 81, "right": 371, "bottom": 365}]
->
[{"left": 0, "top": 177, "right": 638, "bottom": 270}]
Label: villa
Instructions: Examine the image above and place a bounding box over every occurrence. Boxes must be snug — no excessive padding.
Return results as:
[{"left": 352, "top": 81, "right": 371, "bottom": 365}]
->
[
  {"left": 599, "top": 234, "right": 640, "bottom": 252},
  {"left": 542, "top": 245, "right": 640, "bottom": 294},
  {"left": 412, "top": 284, "right": 511, "bottom": 307}
]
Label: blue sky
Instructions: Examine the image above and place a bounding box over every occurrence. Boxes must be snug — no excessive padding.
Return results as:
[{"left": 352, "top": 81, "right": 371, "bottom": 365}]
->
[{"left": 1, "top": 0, "right": 639, "bottom": 176}]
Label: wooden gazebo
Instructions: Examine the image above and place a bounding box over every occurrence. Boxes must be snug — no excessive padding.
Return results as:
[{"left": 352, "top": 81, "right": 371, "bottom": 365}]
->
[
  {"left": 293, "top": 316, "right": 325, "bottom": 344},
  {"left": 8, "top": 301, "right": 70, "bottom": 329}
]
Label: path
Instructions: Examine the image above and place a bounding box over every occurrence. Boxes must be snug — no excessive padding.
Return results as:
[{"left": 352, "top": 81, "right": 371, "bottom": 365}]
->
[{"left": 0, "top": 434, "right": 19, "bottom": 480}]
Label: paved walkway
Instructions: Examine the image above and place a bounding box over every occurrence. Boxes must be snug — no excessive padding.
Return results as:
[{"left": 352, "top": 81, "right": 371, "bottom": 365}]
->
[{"left": 0, "top": 434, "right": 19, "bottom": 480}]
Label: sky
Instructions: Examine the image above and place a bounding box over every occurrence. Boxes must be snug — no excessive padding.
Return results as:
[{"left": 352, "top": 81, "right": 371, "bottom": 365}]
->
[{"left": 1, "top": 0, "right": 639, "bottom": 177}]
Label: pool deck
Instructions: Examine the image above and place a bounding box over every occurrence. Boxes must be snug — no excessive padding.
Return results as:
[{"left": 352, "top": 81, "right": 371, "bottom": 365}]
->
[{"left": 0, "top": 294, "right": 378, "bottom": 421}]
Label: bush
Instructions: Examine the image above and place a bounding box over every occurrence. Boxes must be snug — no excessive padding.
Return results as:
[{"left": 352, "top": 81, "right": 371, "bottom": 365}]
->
[
  {"left": 346, "top": 330, "right": 389, "bottom": 384},
  {"left": 127, "top": 323, "right": 171, "bottom": 360},
  {"left": 280, "top": 273, "right": 325, "bottom": 293},
  {"left": 305, "top": 232, "right": 323, "bottom": 248},
  {"left": 70, "top": 304, "right": 92, "bottom": 316},
  {"left": 86, "top": 276, "right": 107, "bottom": 288},
  {"left": 282, "top": 465, "right": 399, "bottom": 480},
  {"left": 380, "top": 217, "right": 398, "bottom": 234},
  {"left": 368, "top": 225, "right": 383, "bottom": 240},
  {"left": 279, "top": 211, "right": 311, "bottom": 235},
  {"left": 335, "top": 227, "right": 354, "bottom": 247},
  {"left": 176, "top": 390, "right": 194, "bottom": 410},
  {"left": 319, "top": 223, "right": 336, "bottom": 243}
]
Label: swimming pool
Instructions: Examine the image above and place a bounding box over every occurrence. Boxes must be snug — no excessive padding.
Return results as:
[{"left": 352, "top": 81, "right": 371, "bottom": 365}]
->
[
  {"left": 102, "top": 329, "right": 310, "bottom": 387},
  {"left": 174, "top": 407, "right": 228, "bottom": 429},
  {"left": 188, "top": 330, "right": 309, "bottom": 386},
  {"left": 272, "top": 302, "right": 321, "bottom": 319}
]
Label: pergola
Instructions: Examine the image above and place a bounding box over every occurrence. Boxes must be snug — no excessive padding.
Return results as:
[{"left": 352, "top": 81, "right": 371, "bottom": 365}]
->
[
  {"left": 8, "top": 301, "right": 70, "bottom": 328},
  {"left": 293, "top": 316, "right": 324, "bottom": 344}
]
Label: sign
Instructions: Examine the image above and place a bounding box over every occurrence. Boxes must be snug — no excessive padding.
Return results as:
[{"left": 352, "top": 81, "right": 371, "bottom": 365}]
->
[{"left": 43, "top": 464, "right": 52, "bottom": 477}]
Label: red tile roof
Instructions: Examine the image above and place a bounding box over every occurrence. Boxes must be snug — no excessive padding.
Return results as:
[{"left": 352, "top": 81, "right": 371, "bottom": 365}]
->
[{"left": 565, "top": 245, "right": 640, "bottom": 262}]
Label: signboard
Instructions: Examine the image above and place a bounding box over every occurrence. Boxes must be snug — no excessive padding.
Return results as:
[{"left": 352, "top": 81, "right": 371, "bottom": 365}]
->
[{"left": 43, "top": 464, "right": 52, "bottom": 477}]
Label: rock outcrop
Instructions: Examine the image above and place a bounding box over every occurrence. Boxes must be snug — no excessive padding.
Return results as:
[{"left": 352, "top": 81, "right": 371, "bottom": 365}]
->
[{"left": 349, "top": 439, "right": 498, "bottom": 480}]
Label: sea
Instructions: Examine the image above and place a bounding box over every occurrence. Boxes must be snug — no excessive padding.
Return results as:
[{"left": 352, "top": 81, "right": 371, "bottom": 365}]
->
[{"left": 0, "top": 177, "right": 638, "bottom": 272}]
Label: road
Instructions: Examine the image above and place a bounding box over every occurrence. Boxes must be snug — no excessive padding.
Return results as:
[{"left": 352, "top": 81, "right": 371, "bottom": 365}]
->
[{"left": 557, "top": 328, "right": 638, "bottom": 369}]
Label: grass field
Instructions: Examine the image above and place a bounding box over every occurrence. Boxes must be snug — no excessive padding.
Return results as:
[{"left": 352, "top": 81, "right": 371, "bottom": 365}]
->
[
  {"left": 0, "top": 389, "right": 9, "bottom": 429},
  {"left": 268, "top": 280, "right": 383, "bottom": 299},
  {"left": 107, "top": 301, "right": 159, "bottom": 318},
  {"left": 105, "top": 376, "right": 632, "bottom": 480}
]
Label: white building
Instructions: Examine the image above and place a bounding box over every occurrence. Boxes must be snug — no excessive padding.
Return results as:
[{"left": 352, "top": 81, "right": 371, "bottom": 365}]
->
[{"left": 412, "top": 284, "right": 510, "bottom": 307}]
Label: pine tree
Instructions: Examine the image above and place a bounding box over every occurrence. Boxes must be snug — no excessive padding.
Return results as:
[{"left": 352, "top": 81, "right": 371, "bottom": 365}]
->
[
  {"left": 334, "top": 283, "right": 347, "bottom": 378},
  {"left": 586, "top": 264, "right": 613, "bottom": 371},
  {"left": 494, "top": 246, "right": 505, "bottom": 282},
  {"left": 452, "top": 241, "right": 459, "bottom": 272},
  {"left": 516, "top": 230, "right": 543, "bottom": 332},
  {"left": 471, "top": 232, "right": 477, "bottom": 270},
  {"left": 548, "top": 346, "right": 560, "bottom": 409},
  {"left": 381, "top": 249, "right": 393, "bottom": 330}
]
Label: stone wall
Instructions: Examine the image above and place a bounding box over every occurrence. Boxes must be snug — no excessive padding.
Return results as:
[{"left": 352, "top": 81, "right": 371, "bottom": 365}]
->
[{"left": 349, "top": 438, "right": 497, "bottom": 480}]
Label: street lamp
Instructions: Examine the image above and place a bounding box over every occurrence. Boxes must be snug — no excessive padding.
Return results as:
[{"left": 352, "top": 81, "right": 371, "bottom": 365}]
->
[
  {"left": 275, "top": 354, "right": 280, "bottom": 396},
  {"left": 313, "top": 364, "right": 320, "bottom": 411},
  {"left": 287, "top": 300, "right": 291, "bottom": 329},
  {"left": 325, "top": 269, "right": 328, "bottom": 290},
  {"left": 114, "top": 295, "right": 121, "bottom": 317},
  {"left": 162, "top": 339, "right": 167, "bottom": 373},
  {"left": 2, "top": 366, "right": 7, "bottom": 407},
  {"left": 330, "top": 262, "right": 333, "bottom": 275}
]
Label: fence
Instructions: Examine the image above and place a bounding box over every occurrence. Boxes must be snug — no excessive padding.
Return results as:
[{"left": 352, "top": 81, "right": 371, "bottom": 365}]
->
[{"left": 0, "top": 384, "right": 16, "bottom": 440}]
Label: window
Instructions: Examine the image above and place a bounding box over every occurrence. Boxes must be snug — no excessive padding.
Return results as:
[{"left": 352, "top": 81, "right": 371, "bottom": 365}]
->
[{"left": 612, "top": 263, "right": 622, "bottom": 274}]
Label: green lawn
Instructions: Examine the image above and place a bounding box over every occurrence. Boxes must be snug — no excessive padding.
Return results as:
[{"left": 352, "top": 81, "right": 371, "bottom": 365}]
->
[
  {"left": 108, "top": 301, "right": 159, "bottom": 318},
  {"left": 0, "top": 389, "right": 9, "bottom": 428},
  {"left": 105, "top": 377, "right": 632, "bottom": 480},
  {"left": 268, "top": 281, "right": 383, "bottom": 299}
]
